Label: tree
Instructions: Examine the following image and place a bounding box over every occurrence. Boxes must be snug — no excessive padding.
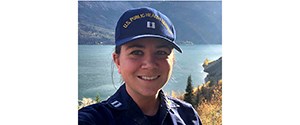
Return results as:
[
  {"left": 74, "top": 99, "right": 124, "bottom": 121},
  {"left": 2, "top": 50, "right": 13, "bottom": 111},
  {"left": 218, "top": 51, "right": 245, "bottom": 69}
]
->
[
  {"left": 194, "top": 86, "right": 202, "bottom": 106},
  {"left": 184, "top": 75, "right": 194, "bottom": 106},
  {"left": 95, "top": 94, "right": 101, "bottom": 103}
]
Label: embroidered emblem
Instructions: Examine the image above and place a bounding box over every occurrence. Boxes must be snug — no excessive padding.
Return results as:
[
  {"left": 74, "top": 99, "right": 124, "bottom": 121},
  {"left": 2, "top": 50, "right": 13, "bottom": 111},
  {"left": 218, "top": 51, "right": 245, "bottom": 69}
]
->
[
  {"left": 147, "top": 21, "right": 155, "bottom": 29},
  {"left": 111, "top": 100, "right": 122, "bottom": 108}
]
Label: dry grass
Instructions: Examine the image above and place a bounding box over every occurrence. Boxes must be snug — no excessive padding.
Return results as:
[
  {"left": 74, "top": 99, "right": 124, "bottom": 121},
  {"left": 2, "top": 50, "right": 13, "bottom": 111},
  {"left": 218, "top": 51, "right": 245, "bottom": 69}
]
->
[
  {"left": 196, "top": 80, "right": 222, "bottom": 125},
  {"left": 171, "top": 80, "right": 222, "bottom": 125},
  {"left": 78, "top": 97, "right": 97, "bottom": 109}
]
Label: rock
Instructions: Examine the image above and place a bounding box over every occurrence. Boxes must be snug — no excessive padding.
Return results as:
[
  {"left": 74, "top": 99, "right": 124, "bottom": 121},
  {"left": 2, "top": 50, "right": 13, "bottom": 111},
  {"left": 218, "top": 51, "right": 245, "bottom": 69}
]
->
[{"left": 203, "top": 57, "right": 222, "bottom": 86}]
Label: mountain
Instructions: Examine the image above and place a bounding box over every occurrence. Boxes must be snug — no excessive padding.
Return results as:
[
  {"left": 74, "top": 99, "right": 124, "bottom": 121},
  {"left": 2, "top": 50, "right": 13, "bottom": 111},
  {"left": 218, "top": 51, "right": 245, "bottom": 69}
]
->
[{"left": 78, "top": 1, "right": 222, "bottom": 45}]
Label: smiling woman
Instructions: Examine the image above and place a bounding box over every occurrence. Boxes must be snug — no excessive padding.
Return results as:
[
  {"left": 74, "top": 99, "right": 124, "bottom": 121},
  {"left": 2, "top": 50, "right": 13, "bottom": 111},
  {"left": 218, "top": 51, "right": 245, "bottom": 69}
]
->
[
  {"left": 78, "top": 7, "right": 202, "bottom": 125},
  {"left": 113, "top": 38, "right": 174, "bottom": 102}
]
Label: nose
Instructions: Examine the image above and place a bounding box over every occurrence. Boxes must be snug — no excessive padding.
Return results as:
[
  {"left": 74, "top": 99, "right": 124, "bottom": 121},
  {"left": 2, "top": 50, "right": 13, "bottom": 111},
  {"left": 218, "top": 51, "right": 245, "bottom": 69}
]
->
[{"left": 141, "top": 54, "right": 158, "bottom": 69}]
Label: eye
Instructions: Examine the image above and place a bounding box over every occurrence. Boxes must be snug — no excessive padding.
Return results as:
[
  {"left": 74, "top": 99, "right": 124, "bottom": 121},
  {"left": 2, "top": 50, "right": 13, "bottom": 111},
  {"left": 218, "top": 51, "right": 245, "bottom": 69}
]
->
[
  {"left": 130, "top": 50, "right": 143, "bottom": 55},
  {"left": 156, "top": 50, "right": 170, "bottom": 56}
]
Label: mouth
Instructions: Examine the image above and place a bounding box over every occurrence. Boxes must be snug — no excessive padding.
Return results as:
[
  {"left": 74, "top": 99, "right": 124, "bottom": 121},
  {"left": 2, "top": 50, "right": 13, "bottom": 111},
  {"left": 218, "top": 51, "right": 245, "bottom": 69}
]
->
[{"left": 138, "top": 75, "right": 160, "bottom": 81}]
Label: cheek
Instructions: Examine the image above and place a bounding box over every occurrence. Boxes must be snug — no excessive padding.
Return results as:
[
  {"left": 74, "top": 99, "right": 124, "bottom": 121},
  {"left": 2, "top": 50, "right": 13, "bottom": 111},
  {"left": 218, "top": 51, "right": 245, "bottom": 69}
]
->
[
  {"left": 159, "top": 58, "right": 173, "bottom": 74},
  {"left": 118, "top": 57, "right": 139, "bottom": 74}
]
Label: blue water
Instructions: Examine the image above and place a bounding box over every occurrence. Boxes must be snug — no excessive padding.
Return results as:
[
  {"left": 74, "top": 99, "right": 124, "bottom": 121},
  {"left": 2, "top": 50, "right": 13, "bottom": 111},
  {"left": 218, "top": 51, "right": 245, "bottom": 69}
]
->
[{"left": 79, "top": 45, "right": 222, "bottom": 100}]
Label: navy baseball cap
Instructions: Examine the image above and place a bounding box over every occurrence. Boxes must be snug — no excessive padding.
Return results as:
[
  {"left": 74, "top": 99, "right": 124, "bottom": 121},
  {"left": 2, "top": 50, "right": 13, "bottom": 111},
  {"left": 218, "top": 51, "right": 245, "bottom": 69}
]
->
[{"left": 115, "top": 7, "right": 182, "bottom": 53}]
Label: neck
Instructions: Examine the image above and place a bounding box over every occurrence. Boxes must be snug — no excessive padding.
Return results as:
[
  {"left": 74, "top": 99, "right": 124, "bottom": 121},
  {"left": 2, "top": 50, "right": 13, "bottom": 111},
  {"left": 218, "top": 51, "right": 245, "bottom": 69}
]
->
[
  {"left": 127, "top": 89, "right": 160, "bottom": 116},
  {"left": 138, "top": 96, "right": 160, "bottom": 116}
]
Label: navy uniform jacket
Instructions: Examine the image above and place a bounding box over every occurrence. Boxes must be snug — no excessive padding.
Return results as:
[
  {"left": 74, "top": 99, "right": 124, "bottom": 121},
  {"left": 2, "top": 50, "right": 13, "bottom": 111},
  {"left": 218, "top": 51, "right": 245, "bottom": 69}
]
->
[{"left": 78, "top": 84, "right": 202, "bottom": 125}]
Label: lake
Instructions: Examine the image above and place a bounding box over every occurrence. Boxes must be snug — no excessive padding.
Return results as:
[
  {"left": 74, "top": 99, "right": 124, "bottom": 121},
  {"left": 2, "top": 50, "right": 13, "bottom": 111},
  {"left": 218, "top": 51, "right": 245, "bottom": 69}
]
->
[{"left": 79, "top": 44, "right": 222, "bottom": 100}]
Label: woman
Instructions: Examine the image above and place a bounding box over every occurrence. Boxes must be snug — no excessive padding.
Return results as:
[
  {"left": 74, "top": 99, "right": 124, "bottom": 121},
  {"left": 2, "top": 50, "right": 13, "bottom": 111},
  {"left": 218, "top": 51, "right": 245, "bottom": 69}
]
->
[{"left": 79, "top": 7, "right": 202, "bottom": 125}]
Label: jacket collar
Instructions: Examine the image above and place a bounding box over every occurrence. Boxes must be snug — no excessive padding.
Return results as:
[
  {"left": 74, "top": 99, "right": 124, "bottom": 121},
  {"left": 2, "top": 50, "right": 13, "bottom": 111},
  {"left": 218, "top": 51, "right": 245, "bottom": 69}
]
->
[
  {"left": 105, "top": 84, "right": 182, "bottom": 124},
  {"left": 106, "top": 84, "right": 179, "bottom": 111}
]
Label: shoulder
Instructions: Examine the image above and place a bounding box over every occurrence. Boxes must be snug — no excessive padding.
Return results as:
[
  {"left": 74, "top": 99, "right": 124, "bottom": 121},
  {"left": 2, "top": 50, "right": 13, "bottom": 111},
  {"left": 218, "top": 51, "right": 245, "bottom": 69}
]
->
[
  {"left": 166, "top": 96, "right": 202, "bottom": 125},
  {"left": 166, "top": 96, "right": 198, "bottom": 116},
  {"left": 78, "top": 102, "right": 115, "bottom": 125},
  {"left": 167, "top": 96, "right": 194, "bottom": 109}
]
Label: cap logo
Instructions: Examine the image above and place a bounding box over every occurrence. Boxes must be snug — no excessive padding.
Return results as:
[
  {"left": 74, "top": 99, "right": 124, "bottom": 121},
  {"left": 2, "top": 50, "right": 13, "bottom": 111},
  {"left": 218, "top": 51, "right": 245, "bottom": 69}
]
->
[
  {"left": 122, "top": 12, "right": 172, "bottom": 35},
  {"left": 147, "top": 21, "right": 155, "bottom": 29}
]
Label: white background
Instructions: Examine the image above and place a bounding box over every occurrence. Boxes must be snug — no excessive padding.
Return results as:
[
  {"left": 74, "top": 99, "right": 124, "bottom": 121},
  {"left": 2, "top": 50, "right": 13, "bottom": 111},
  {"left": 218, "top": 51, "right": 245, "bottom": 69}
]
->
[{"left": 0, "top": 0, "right": 299, "bottom": 124}]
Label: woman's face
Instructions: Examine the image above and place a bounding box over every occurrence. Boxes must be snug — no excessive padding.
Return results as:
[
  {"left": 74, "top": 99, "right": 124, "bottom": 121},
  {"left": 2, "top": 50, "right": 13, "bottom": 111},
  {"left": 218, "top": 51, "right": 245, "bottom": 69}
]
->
[{"left": 113, "top": 38, "right": 175, "bottom": 98}]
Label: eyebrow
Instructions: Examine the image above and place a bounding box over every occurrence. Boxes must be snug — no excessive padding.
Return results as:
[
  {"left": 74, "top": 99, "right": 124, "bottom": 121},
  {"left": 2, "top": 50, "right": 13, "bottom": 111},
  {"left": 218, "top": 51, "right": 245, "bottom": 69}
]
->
[{"left": 157, "top": 44, "right": 172, "bottom": 49}]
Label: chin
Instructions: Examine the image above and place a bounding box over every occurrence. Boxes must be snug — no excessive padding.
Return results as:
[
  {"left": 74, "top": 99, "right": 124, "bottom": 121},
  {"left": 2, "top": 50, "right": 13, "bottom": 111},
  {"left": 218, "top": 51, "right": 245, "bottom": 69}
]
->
[{"left": 140, "top": 88, "right": 161, "bottom": 97}]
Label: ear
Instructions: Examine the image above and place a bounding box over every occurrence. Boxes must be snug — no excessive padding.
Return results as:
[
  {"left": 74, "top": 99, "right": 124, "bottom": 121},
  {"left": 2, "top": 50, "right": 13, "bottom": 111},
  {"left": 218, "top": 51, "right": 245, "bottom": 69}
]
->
[{"left": 113, "top": 53, "right": 121, "bottom": 74}]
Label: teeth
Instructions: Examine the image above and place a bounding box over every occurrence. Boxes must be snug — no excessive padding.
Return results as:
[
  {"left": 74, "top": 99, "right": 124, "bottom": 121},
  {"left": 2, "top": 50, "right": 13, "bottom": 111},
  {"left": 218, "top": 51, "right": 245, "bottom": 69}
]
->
[{"left": 140, "top": 76, "right": 159, "bottom": 80}]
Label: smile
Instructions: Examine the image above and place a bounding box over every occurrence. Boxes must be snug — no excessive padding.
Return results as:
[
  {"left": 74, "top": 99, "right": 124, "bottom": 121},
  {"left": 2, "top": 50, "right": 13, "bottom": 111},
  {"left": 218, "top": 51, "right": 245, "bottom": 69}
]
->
[{"left": 138, "top": 75, "right": 160, "bottom": 81}]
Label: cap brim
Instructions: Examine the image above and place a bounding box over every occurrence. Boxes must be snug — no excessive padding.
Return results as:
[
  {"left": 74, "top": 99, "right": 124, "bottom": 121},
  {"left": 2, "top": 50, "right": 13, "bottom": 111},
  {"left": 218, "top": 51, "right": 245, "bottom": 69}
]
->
[{"left": 115, "top": 35, "right": 182, "bottom": 53}]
